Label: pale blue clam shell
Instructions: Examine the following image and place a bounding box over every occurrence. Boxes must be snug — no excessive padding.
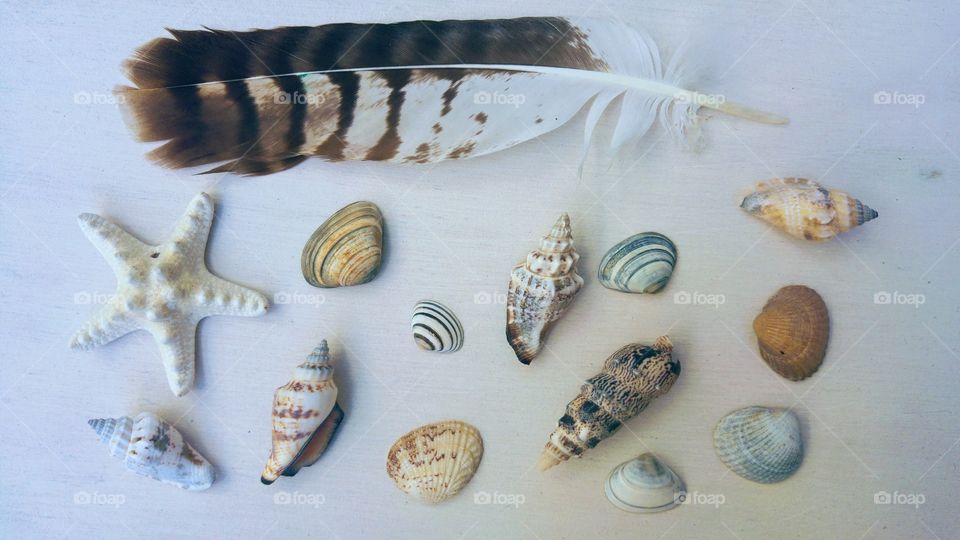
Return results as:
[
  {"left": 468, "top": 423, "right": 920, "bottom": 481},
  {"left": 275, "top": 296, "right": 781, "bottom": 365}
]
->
[{"left": 598, "top": 232, "right": 677, "bottom": 294}]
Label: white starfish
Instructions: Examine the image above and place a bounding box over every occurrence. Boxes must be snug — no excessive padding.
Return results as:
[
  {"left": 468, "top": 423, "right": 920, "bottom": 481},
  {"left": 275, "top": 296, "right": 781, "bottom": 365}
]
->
[{"left": 70, "top": 192, "right": 269, "bottom": 396}]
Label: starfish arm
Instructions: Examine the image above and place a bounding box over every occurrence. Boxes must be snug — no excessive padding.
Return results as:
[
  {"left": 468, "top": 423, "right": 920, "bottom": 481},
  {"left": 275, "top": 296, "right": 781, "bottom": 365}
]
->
[
  {"left": 167, "top": 192, "right": 215, "bottom": 265},
  {"left": 150, "top": 319, "right": 198, "bottom": 397},
  {"left": 194, "top": 274, "right": 270, "bottom": 318},
  {"left": 77, "top": 213, "right": 151, "bottom": 275},
  {"left": 69, "top": 302, "right": 142, "bottom": 350}
]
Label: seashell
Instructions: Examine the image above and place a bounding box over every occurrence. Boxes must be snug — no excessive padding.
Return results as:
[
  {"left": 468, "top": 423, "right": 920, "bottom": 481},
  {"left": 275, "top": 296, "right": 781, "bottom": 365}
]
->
[
  {"left": 604, "top": 453, "right": 685, "bottom": 513},
  {"left": 753, "top": 285, "right": 829, "bottom": 381},
  {"left": 301, "top": 201, "right": 383, "bottom": 287},
  {"left": 386, "top": 420, "right": 483, "bottom": 503},
  {"left": 740, "top": 178, "right": 878, "bottom": 241},
  {"left": 88, "top": 412, "right": 215, "bottom": 490},
  {"left": 538, "top": 336, "right": 680, "bottom": 471},
  {"left": 261, "top": 340, "right": 344, "bottom": 484},
  {"left": 598, "top": 232, "right": 677, "bottom": 294},
  {"left": 411, "top": 300, "right": 464, "bottom": 353},
  {"left": 713, "top": 406, "right": 803, "bottom": 484},
  {"left": 506, "top": 213, "right": 583, "bottom": 364}
]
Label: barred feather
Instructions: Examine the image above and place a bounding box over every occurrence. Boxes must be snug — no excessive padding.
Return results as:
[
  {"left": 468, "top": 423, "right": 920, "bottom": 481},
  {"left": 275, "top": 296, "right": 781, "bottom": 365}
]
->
[{"left": 117, "top": 17, "right": 786, "bottom": 175}]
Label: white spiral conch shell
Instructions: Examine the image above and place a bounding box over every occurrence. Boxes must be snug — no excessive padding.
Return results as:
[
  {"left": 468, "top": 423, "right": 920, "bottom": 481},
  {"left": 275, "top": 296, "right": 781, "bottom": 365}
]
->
[
  {"left": 506, "top": 213, "right": 583, "bottom": 364},
  {"left": 261, "top": 340, "right": 344, "bottom": 484},
  {"left": 604, "top": 453, "right": 686, "bottom": 513},
  {"left": 88, "top": 412, "right": 215, "bottom": 490}
]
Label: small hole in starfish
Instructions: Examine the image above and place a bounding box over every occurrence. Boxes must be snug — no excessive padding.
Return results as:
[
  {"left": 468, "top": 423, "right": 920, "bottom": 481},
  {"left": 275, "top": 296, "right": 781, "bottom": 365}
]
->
[{"left": 151, "top": 252, "right": 160, "bottom": 258}]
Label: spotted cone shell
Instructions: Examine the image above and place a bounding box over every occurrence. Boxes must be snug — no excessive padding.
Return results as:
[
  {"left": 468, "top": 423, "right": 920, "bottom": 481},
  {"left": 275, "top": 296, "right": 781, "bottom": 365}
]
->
[
  {"left": 740, "top": 178, "right": 878, "bottom": 241},
  {"left": 506, "top": 213, "right": 583, "bottom": 364},
  {"left": 386, "top": 420, "right": 483, "bottom": 504},
  {"left": 301, "top": 201, "right": 383, "bottom": 287},
  {"left": 753, "top": 285, "right": 829, "bottom": 381},
  {"left": 714, "top": 406, "right": 803, "bottom": 483},
  {"left": 88, "top": 412, "right": 215, "bottom": 490},
  {"left": 538, "top": 337, "right": 680, "bottom": 471},
  {"left": 261, "top": 341, "right": 344, "bottom": 484}
]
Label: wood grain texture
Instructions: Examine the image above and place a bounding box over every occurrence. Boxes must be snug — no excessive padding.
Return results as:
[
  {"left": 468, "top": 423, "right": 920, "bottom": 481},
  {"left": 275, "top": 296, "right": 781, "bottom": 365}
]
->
[{"left": 0, "top": 0, "right": 958, "bottom": 539}]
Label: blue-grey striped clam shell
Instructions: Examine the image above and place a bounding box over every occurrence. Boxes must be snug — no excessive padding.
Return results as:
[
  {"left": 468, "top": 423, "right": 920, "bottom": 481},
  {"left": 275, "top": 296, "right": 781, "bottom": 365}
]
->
[
  {"left": 713, "top": 406, "right": 803, "bottom": 484},
  {"left": 598, "top": 232, "right": 677, "bottom": 294},
  {"left": 412, "top": 300, "right": 464, "bottom": 353}
]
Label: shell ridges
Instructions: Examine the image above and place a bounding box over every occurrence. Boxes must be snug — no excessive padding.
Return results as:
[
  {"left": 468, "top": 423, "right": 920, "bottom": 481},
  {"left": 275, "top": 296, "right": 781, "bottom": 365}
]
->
[
  {"left": 713, "top": 406, "right": 803, "bottom": 484},
  {"left": 598, "top": 232, "right": 677, "bottom": 294},
  {"left": 301, "top": 201, "right": 383, "bottom": 288},
  {"left": 386, "top": 420, "right": 483, "bottom": 503}
]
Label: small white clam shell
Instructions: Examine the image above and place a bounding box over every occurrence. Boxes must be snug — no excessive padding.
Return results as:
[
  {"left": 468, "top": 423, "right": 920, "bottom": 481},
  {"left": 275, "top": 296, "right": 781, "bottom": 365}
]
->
[
  {"left": 411, "top": 300, "right": 464, "bottom": 353},
  {"left": 713, "top": 406, "right": 803, "bottom": 484},
  {"left": 604, "top": 453, "right": 685, "bottom": 513}
]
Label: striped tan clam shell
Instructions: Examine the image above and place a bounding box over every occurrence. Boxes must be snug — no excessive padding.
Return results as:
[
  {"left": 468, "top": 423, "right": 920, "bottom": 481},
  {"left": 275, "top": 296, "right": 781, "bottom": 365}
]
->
[
  {"left": 740, "top": 178, "right": 878, "bottom": 241},
  {"left": 506, "top": 213, "right": 583, "bottom": 364},
  {"left": 538, "top": 336, "right": 680, "bottom": 471},
  {"left": 88, "top": 412, "right": 215, "bottom": 490},
  {"left": 598, "top": 232, "right": 677, "bottom": 294},
  {"left": 753, "top": 285, "right": 829, "bottom": 381},
  {"left": 261, "top": 341, "right": 344, "bottom": 484},
  {"left": 411, "top": 300, "right": 464, "bottom": 353},
  {"left": 301, "top": 201, "right": 383, "bottom": 288},
  {"left": 386, "top": 420, "right": 483, "bottom": 503},
  {"left": 713, "top": 406, "right": 803, "bottom": 483}
]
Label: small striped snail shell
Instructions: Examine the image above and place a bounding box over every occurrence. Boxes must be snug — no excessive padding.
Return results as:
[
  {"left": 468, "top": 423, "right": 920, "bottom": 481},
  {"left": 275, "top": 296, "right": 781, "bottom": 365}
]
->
[{"left": 411, "top": 300, "right": 464, "bottom": 353}]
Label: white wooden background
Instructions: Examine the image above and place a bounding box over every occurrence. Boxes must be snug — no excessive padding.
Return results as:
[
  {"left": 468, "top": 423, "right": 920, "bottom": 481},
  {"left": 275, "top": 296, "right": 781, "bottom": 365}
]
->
[{"left": 1, "top": 1, "right": 958, "bottom": 538}]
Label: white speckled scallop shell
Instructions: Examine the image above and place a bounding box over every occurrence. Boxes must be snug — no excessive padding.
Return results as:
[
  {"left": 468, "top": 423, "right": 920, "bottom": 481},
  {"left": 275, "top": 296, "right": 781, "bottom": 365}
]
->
[
  {"left": 386, "top": 420, "right": 483, "bottom": 504},
  {"left": 88, "top": 412, "right": 215, "bottom": 490},
  {"left": 605, "top": 453, "right": 685, "bottom": 513},
  {"left": 713, "top": 406, "right": 803, "bottom": 483},
  {"left": 411, "top": 300, "right": 464, "bottom": 353}
]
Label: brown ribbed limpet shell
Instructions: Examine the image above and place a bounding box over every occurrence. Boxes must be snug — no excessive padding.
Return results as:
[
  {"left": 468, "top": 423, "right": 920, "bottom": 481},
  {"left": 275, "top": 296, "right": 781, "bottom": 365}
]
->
[{"left": 753, "top": 285, "right": 829, "bottom": 381}]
